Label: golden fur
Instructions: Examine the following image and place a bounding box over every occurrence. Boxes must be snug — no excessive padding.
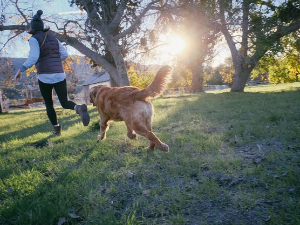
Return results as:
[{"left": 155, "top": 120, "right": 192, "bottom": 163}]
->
[{"left": 90, "top": 65, "right": 172, "bottom": 152}]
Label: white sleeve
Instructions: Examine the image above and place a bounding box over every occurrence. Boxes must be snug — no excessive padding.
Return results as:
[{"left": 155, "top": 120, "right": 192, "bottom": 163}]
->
[
  {"left": 57, "top": 39, "right": 68, "bottom": 60},
  {"left": 20, "top": 38, "right": 40, "bottom": 72}
]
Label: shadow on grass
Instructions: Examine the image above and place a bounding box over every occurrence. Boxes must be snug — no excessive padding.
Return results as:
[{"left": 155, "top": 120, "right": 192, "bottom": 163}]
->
[{"left": 1, "top": 89, "right": 300, "bottom": 224}]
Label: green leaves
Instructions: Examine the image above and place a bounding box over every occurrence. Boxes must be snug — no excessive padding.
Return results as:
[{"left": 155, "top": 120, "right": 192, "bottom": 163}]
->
[{"left": 276, "top": 0, "right": 300, "bottom": 23}]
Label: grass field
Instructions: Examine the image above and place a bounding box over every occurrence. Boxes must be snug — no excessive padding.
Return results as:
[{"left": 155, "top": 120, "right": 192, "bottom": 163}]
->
[{"left": 0, "top": 83, "right": 300, "bottom": 225}]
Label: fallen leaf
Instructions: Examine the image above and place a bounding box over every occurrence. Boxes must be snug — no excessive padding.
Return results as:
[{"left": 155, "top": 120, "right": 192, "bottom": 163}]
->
[
  {"left": 289, "top": 188, "right": 295, "bottom": 193},
  {"left": 68, "top": 213, "right": 80, "bottom": 219},
  {"left": 126, "top": 171, "right": 134, "bottom": 179},
  {"left": 57, "top": 217, "right": 66, "bottom": 225},
  {"left": 142, "top": 190, "right": 150, "bottom": 195}
]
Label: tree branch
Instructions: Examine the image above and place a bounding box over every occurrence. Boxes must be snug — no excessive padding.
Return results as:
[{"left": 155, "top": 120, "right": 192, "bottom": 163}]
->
[
  {"left": 47, "top": 30, "right": 120, "bottom": 83},
  {"left": 13, "top": 0, "right": 29, "bottom": 24},
  {"left": 114, "top": 0, "right": 160, "bottom": 40},
  {"left": 107, "top": 0, "right": 126, "bottom": 32},
  {"left": 0, "top": 30, "right": 24, "bottom": 52},
  {"left": 0, "top": 23, "right": 121, "bottom": 84},
  {"left": 79, "top": 0, "right": 105, "bottom": 32},
  {"left": 250, "top": 19, "right": 300, "bottom": 67},
  {"left": 217, "top": 0, "right": 239, "bottom": 65},
  {"left": 0, "top": 24, "right": 29, "bottom": 31}
]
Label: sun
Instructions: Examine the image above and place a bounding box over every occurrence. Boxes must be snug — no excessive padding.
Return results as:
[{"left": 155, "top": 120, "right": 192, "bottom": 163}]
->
[
  {"left": 144, "top": 35, "right": 186, "bottom": 64},
  {"left": 164, "top": 36, "right": 186, "bottom": 55},
  {"left": 162, "top": 35, "right": 186, "bottom": 56}
]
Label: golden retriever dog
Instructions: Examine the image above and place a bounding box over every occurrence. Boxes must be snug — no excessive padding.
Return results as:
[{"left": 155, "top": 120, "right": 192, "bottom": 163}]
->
[{"left": 90, "top": 65, "right": 172, "bottom": 152}]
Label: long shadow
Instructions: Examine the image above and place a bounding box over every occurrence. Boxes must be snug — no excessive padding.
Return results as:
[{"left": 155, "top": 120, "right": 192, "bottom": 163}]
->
[
  {"left": 0, "top": 133, "right": 99, "bottom": 224},
  {"left": 0, "top": 106, "right": 99, "bottom": 180},
  {"left": 0, "top": 107, "right": 98, "bottom": 142},
  {"left": 0, "top": 102, "right": 111, "bottom": 224}
]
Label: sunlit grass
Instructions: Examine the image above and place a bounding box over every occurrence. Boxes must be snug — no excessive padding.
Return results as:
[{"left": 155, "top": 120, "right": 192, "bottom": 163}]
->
[{"left": 1, "top": 83, "right": 300, "bottom": 224}]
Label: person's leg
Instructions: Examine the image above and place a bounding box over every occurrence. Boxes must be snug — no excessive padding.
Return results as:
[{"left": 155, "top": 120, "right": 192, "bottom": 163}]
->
[
  {"left": 38, "top": 80, "right": 58, "bottom": 126},
  {"left": 54, "top": 79, "right": 90, "bottom": 126},
  {"left": 53, "top": 79, "right": 76, "bottom": 110}
]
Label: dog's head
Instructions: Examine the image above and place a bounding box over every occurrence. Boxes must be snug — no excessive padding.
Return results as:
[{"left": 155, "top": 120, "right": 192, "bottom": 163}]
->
[
  {"left": 89, "top": 86, "right": 99, "bottom": 106},
  {"left": 89, "top": 85, "right": 108, "bottom": 106}
]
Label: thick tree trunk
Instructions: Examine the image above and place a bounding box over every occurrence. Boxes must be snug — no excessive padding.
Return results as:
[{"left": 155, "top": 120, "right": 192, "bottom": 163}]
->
[
  {"left": 106, "top": 38, "right": 130, "bottom": 86},
  {"left": 191, "top": 64, "right": 205, "bottom": 93},
  {"left": 230, "top": 58, "right": 254, "bottom": 92},
  {"left": 230, "top": 70, "right": 250, "bottom": 92}
]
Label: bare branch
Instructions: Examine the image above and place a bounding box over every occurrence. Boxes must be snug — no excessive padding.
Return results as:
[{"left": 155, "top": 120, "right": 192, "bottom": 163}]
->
[
  {"left": 134, "top": 43, "right": 166, "bottom": 56},
  {"left": 217, "top": 0, "right": 239, "bottom": 63},
  {"left": 0, "top": 24, "right": 29, "bottom": 31},
  {"left": 13, "top": 0, "right": 29, "bottom": 24},
  {"left": 43, "top": 19, "right": 61, "bottom": 31},
  {"left": 79, "top": 0, "right": 105, "bottom": 31},
  {"left": 0, "top": 30, "right": 24, "bottom": 52},
  {"left": 63, "top": 20, "right": 85, "bottom": 34},
  {"left": 107, "top": 0, "right": 126, "bottom": 31},
  {"left": 114, "top": 0, "right": 160, "bottom": 40}
]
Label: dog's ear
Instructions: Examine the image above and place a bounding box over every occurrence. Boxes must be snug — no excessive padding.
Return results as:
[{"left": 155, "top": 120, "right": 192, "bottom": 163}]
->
[{"left": 89, "top": 87, "right": 97, "bottom": 106}]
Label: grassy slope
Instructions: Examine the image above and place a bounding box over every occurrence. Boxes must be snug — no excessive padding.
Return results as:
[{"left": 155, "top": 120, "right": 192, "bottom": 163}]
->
[{"left": 0, "top": 83, "right": 300, "bottom": 225}]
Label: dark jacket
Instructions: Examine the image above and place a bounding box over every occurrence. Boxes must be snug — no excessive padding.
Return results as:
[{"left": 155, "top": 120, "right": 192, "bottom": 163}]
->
[{"left": 32, "top": 31, "right": 64, "bottom": 74}]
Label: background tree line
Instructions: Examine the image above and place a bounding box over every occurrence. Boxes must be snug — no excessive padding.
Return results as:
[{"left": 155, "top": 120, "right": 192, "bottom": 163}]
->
[{"left": 0, "top": 0, "right": 300, "bottom": 94}]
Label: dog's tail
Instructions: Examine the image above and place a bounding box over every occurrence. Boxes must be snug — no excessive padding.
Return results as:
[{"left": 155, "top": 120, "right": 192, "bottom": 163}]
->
[{"left": 135, "top": 65, "right": 172, "bottom": 100}]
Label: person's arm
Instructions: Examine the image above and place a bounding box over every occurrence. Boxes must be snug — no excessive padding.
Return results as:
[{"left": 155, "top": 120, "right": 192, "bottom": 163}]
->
[
  {"left": 57, "top": 39, "right": 68, "bottom": 61},
  {"left": 14, "top": 38, "right": 40, "bottom": 83},
  {"left": 21, "top": 38, "right": 40, "bottom": 72}
]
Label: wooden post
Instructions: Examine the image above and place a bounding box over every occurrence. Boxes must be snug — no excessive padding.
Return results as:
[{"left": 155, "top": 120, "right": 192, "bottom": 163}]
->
[{"left": 83, "top": 85, "right": 89, "bottom": 105}]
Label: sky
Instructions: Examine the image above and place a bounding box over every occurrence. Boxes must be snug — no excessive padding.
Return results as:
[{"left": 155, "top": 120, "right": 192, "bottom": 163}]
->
[
  {"left": 1, "top": 0, "right": 229, "bottom": 66},
  {"left": 1, "top": 0, "right": 84, "bottom": 57}
]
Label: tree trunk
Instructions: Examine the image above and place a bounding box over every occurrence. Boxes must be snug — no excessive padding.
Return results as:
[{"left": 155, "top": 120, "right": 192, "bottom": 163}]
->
[
  {"left": 230, "top": 70, "right": 250, "bottom": 92},
  {"left": 106, "top": 38, "right": 130, "bottom": 86},
  {"left": 191, "top": 64, "right": 205, "bottom": 93},
  {"left": 230, "top": 58, "right": 254, "bottom": 92}
]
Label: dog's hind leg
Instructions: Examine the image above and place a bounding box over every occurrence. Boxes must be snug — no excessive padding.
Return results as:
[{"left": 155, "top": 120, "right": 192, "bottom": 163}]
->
[
  {"left": 132, "top": 123, "right": 169, "bottom": 152},
  {"left": 148, "top": 141, "right": 156, "bottom": 150},
  {"left": 125, "top": 123, "right": 137, "bottom": 140},
  {"left": 98, "top": 117, "right": 110, "bottom": 141}
]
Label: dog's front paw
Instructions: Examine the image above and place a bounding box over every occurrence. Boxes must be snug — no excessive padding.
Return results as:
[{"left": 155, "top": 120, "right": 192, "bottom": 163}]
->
[
  {"left": 97, "top": 135, "right": 106, "bottom": 142},
  {"left": 128, "top": 132, "right": 137, "bottom": 140},
  {"left": 157, "top": 143, "right": 169, "bottom": 152}
]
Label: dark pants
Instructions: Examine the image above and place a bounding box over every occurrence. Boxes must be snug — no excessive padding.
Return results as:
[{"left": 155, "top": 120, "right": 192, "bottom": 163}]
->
[{"left": 38, "top": 79, "right": 76, "bottom": 126}]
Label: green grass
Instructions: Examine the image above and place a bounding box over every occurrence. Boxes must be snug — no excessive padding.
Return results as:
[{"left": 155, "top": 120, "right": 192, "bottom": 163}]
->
[{"left": 1, "top": 82, "right": 300, "bottom": 225}]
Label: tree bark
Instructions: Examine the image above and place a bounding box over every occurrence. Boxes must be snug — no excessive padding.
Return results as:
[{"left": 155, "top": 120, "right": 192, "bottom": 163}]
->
[
  {"left": 230, "top": 66, "right": 251, "bottom": 92},
  {"left": 105, "top": 38, "right": 130, "bottom": 86},
  {"left": 191, "top": 64, "right": 205, "bottom": 93}
]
